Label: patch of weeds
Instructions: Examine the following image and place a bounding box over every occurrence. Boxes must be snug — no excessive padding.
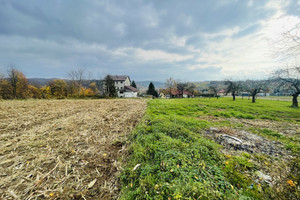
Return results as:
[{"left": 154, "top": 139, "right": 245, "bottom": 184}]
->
[{"left": 121, "top": 98, "right": 299, "bottom": 199}]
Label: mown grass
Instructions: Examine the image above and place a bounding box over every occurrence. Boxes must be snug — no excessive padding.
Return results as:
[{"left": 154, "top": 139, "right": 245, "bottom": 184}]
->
[{"left": 121, "top": 98, "right": 299, "bottom": 200}]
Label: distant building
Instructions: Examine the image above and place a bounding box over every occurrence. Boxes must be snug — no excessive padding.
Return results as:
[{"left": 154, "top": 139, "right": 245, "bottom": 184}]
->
[
  {"left": 218, "top": 89, "right": 226, "bottom": 96},
  {"left": 103, "top": 75, "right": 137, "bottom": 98},
  {"left": 160, "top": 89, "right": 193, "bottom": 98}
]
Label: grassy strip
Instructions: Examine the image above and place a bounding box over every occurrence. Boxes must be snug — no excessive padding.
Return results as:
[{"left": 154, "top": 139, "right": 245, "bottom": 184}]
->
[{"left": 120, "top": 99, "right": 292, "bottom": 199}]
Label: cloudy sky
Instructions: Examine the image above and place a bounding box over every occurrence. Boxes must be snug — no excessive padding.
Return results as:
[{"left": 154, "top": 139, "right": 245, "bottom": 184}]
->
[{"left": 0, "top": 0, "right": 299, "bottom": 81}]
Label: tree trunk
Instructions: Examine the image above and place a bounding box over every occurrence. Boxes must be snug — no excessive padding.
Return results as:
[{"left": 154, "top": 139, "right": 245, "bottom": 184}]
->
[
  {"left": 232, "top": 93, "right": 236, "bottom": 101},
  {"left": 292, "top": 94, "right": 299, "bottom": 107},
  {"left": 252, "top": 95, "right": 256, "bottom": 103}
]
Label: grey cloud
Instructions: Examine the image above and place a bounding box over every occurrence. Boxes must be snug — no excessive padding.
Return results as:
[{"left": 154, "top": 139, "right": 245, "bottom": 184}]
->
[{"left": 0, "top": 0, "right": 298, "bottom": 81}]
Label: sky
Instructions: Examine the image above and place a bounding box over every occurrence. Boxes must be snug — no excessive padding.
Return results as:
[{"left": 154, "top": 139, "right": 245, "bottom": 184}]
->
[{"left": 0, "top": 0, "right": 299, "bottom": 81}]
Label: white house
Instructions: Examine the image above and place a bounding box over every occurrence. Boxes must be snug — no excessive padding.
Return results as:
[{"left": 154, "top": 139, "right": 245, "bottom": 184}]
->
[{"left": 108, "top": 75, "right": 137, "bottom": 98}]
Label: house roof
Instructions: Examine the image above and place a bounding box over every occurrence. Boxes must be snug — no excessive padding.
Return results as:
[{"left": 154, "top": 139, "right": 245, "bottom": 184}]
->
[
  {"left": 124, "top": 85, "right": 138, "bottom": 92},
  {"left": 109, "top": 75, "right": 129, "bottom": 81},
  {"left": 169, "top": 89, "right": 192, "bottom": 95}
]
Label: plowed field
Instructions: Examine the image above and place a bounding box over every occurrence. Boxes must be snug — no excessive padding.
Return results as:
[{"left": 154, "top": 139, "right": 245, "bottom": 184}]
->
[{"left": 0, "top": 99, "right": 147, "bottom": 200}]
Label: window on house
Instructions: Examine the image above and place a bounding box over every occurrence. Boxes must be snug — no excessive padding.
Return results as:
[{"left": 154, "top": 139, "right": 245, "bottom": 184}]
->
[{"left": 121, "top": 81, "right": 123, "bottom": 84}]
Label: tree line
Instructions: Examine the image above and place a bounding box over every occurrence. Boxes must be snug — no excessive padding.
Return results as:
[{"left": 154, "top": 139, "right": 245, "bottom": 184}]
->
[
  {"left": 0, "top": 67, "right": 101, "bottom": 99},
  {"left": 0, "top": 68, "right": 140, "bottom": 99}
]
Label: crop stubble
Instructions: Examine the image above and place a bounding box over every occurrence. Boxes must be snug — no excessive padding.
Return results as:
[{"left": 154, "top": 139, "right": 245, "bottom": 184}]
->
[{"left": 0, "top": 99, "right": 147, "bottom": 199}]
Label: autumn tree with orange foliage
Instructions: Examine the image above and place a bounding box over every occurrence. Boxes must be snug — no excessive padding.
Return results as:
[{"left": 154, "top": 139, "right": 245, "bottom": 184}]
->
[{"left": 4, "top": 67, "right": 29, "bottom": 99}]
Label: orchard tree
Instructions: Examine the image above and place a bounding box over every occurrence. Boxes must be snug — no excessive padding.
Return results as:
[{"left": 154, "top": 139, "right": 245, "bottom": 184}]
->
[
  {"left": 209, "top": 85, "right": 219, "bottom": 99},
  {"left": 225, "top": 80, "right": 241, "bottom": 101},
  {"left": 242, "top": 80, "right": 265, "bottom": 103},
  {"left": 147, "top": 82, "right": 158, "bottom": 97},
  {"left": 272, "top": 66, "right": 300, "bottom": 107}
]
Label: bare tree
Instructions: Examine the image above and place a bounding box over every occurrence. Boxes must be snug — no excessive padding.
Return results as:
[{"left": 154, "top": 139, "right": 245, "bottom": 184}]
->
[
  {"left": 242, "top": 80, "right": 265, "bottom": 103},
  {"left": 274, "top": 23, "right": 300, "bottom": 60},
  {"left": 225, "top": 80, "right": 241, "bottom": 101},
  {"left": 165, "top": 77, "right": 176, "bottom": 98},
  {"left": 68, "top": 68, "right": 85, "bottom": 85},
  {"left": 209, "top": 86, "right": 219, "bottom": 99},
  {"left": 186, "top": 83, "right": 196, "bottom": 97},
  {"left": 177, "top": 82, "right": 187, "bottom": 98},
  {"left": 272, "top": 66, "right": 300, "bottom": 107},
  {"left": 68, "top": 68, "right": 86, "bottom": 96}
]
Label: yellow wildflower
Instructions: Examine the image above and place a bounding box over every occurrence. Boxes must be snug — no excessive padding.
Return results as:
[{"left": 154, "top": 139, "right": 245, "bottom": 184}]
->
[
  {"left": 103, "top": 153, "right": 107, "bottom": 158},
  {"left": 287, "top": 180, "right": 296, "bottom": 187},
  {"left": 49, "top": 193, "right": 54, "bottom": 197},
  {"left": 225, "top": 161, "right": 229, "bottom": 165},
  {"left": 264, "top": 161, "right": 268, "bottom": 165}
]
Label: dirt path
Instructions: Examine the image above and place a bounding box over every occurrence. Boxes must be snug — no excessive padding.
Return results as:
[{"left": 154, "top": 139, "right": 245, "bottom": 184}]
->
[{"left": 0, "top": 99, "right": 147, "bottom": 200}]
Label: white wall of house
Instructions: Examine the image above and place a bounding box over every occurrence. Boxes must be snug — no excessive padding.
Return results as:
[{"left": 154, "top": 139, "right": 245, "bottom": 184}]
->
[
  {"left": 124, "top": 91, "right": 137, "bottom": 98},
  {"left": 114, "top": 77, "right": 130, "bottom": 91}
]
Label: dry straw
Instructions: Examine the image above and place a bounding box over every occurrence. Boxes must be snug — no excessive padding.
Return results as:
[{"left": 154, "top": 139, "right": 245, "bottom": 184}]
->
[{"left": 0, "top": 99, "right": 146, "bottom": 199}]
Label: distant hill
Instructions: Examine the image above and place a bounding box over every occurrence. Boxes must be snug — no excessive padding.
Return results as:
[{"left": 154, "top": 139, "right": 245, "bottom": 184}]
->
[
  {"left": 28, "top": 78, "right": 56, "bottom": 86},
  {"left": 136, "top": 81, "right": 165, "bottom": 90}
]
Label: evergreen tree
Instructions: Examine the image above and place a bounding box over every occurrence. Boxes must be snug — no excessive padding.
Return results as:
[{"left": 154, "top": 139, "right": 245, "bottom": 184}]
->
[
  {"left": 147, "top": 82, "right": 158, "bottom": 97},
  {"left": 131, "top": 80, "right": 137, "bottom": 88}
]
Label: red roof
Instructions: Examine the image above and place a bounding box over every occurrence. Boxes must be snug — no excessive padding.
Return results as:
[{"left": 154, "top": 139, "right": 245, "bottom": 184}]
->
[
  {"left": 183, "top": 91, "right": 192, "bottom": 95},
  {"left": 124, "top": 85, "right": 137, "bottom": 92}
]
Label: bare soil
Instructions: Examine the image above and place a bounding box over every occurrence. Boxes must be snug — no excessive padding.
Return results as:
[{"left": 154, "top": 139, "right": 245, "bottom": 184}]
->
[{"left": 0, "top": 99, "right": 147, "bottom": 200}]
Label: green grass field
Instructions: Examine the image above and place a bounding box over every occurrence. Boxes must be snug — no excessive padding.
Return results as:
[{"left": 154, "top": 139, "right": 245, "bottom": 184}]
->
[{"left": 120, "top": 98, "right": 299, "bottom": 200}]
